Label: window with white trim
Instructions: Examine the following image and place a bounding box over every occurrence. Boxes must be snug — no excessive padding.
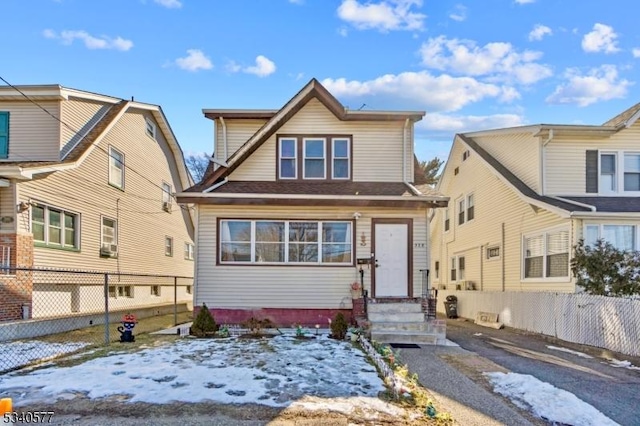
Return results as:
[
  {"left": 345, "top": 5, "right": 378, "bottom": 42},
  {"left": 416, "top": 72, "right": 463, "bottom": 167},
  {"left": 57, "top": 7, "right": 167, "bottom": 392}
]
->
[
  {"left": 101, "top": 217, "right": 117, "bottom": 251},
  {"left": 220, "top": 220, "right": 352, "bottom": 264},
  {"left": 108, "top": 147, "right": 124, "bottom": 189},
  {"left": 466, "top": 194, "right": 475, "bottom": 221},
  {"left": 444, "top": 209, "right": 450, "bottom": 232},
  {"left": 450, "top": 257, "right": 456, "bottom": 281},
  {"left": 32, "top": 204, "right": 79, "bottom": 249},
  {"left": 184, "top": 242, "right": 194, "bottom": 260},
  {"left": 332, "top": 138, "right": 350, "bottom": 179},
  {"left": 162, "top": 182, "right": 172, "bottom": 211},
  {"left": 151, "top": 285, "right": 160, "bottom": 297},
  {"left": 303, "top": 138, "right": 326, "bottom": 179},
  {"left": 434, "top": 261, "right": 440, "bottom": 279},
  {"left": 279, "top": 138, "right": 297, "bottom": 179},
  {"left": 598, "top": 151, "right": 640, "bottom": 194},
  {"left": 145, "top": 118, "right": 156, "bottom": 139},
  {"left": 523, "top": 228, "right": 569, "bottom": 279},
  {"left": 165, "top": 236, "right": 173, "bottom": 257},
  {"left": 457, "top": 198, "right": 466, "bottom": 225},
  {"left": 584, "top": 224, "right": 636, "bottom": 251}
]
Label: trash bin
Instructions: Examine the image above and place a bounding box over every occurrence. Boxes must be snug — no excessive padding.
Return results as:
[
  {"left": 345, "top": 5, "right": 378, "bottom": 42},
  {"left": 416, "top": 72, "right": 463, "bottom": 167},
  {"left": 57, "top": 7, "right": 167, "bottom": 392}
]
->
[{"left": 444, "top": 295, "right": 458, "bottom": 319}]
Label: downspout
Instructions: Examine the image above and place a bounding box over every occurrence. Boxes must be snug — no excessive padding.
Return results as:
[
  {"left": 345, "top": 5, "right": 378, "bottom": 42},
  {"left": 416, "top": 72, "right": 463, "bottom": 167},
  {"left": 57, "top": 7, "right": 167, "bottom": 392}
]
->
[
  {"left": 219, "top": 116, "right": 228, "bottom": 162},
  {"left": 479, "top": 244, "right": 484, "bottom": 291},
  {"left": 540, "top": 129, "right": 553, "bottom": 195},
  {"left": 402, "top": 119, "right": 409, "bottom": 182},
  {"left": 501, "top": 222, "right": 506, "bottom": 292}
]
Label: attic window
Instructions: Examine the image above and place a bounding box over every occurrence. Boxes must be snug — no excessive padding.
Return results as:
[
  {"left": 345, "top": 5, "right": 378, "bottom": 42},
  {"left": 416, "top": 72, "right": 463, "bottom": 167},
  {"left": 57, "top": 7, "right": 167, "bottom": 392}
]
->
[
  {"left": 454, "top": 167, "right": 459, "bottom": 175},
  {"left": 462, "top": 150, "right": 470, "bottom": 161},
  {"left": 145, "top": 118, "right": 157, "bottom": 140},
  {"left": 277, "top": 135, "right": 352, "bottom": 182}
]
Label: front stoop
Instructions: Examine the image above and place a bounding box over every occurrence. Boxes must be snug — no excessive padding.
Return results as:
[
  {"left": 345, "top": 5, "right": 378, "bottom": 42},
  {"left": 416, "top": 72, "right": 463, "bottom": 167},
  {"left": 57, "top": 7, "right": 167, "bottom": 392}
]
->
[{"left": 367, "top": 299, "right": 447, "bottom": 345}]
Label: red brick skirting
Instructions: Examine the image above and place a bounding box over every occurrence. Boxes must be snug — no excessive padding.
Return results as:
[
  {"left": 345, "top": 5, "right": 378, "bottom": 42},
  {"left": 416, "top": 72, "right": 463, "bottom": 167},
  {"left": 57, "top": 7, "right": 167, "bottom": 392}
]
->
[{"left": 0, "top": 234, "right": 34, "bottom": 322}]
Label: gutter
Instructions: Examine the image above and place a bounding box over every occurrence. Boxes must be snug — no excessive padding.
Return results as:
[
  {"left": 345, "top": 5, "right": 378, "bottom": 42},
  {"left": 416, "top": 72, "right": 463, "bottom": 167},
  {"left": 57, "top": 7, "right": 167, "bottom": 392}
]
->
[
  {"left": 570, "top": 211, "right": 640, "bottom": 219},
  {"left": 402, "top": 118, "right": 409, "bottom": 182},
  {"left": 176, "top": 191, "right": 448, "bottom": 202},
  {"left": 220, "top": 116, "right": 228, "bottom": 162},
  {"left": 540, "top": 129, "right": 553, "bottom": 195},
  {"left": 203, "top": 177, "right": 228, "bottom": 194},
  {"left": 549, "top": 196, "right": 596, "bottom": 212}
]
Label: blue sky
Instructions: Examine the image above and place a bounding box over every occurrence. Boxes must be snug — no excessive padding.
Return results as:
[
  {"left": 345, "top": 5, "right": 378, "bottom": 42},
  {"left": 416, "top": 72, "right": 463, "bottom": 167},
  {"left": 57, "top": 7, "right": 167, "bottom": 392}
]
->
[{"left": 1, "top": 0, "right": 638, "bottom": 162}]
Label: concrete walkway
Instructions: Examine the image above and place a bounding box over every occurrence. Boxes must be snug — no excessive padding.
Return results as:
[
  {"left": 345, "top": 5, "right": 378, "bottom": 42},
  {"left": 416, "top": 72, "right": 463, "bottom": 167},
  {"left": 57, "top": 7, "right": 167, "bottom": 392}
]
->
[{"left": 398, "top": 343, "right": 544, "bottom": 426}]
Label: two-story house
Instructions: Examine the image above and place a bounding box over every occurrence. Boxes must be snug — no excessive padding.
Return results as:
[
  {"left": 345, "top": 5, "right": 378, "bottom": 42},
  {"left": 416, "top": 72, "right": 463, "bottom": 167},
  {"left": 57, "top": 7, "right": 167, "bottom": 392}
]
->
[
  {"left": 177, "top": 79, "right": 448, "bottom": 330},
  {"left": 0, "top": 85, "right": 195, "bottom": 321},
  {"left": 430, "top": 102, "right": 640, "bottom": 293}
]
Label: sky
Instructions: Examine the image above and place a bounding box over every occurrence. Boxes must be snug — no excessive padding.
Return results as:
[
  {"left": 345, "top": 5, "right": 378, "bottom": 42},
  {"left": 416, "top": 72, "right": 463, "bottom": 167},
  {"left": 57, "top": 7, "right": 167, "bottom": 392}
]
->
[
  {"left": 1, "top": 0, "right": 639, "bottom": 162},
  {"left": 0, "top": 333, "right": 631, "bottom": 425}
]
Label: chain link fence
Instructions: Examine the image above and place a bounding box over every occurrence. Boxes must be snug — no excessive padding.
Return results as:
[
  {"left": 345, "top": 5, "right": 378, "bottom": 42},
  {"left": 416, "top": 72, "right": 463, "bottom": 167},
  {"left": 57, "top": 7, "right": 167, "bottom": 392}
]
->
[
  {"left": 0, "top": 267, "right": 193, "bottom": 373},
  {"left": 436, "top": 289, "right": 640, "bottom": 357}
]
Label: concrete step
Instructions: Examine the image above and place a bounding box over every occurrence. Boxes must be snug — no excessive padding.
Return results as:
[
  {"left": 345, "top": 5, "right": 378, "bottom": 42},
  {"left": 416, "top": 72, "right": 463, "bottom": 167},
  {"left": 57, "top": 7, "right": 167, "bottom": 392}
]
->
[
  {"left": 367, "top": 311, "right": 425, "bottom": 323},
  {"left": 371, "top": 331, "right": 440, "bottom": 345},
  {"left": 367, "top": 302, "right": 423, "bottom": 314},
  {"left": 371, "top": 321, "right": 435, "bottom": 332}
]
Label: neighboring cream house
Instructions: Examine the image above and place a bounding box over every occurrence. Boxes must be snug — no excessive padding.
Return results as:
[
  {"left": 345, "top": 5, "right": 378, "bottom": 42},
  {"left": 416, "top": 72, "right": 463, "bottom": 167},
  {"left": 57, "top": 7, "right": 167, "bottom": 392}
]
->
[
  {"left": 177, "top": 79, "right": 448, "bottom": 327},
  {"left": 0, "top": 85, "right": 195, "bottom": 320},
  {"left": 430, "top": 102, "right": 640, "bottom": 293}
]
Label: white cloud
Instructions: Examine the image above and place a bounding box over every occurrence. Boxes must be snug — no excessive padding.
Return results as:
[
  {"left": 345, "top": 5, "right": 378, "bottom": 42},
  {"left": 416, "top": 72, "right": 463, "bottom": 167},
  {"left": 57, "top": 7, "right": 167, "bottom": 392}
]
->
[
  {"left": 582, "top": 23, "right": 620, "bottom": 54},
  {"left": 546, "top": 65, "right": 632, "bottom": 107},
  {"left": 514, "top": 0, "right": 535, "bottom": 4},
  {"left": 321, "top": 72, "right": 518, "bottom": 113},
  {"left": 337, "top": 0, "right": 425, "bottom": 32},
  {"left": 154, "top": 0, "right": 182, "bottom": 8},
  {"left": 528, "top": 24, "right": 552, "bottom": 41},
  {"left": 43, "top": 29, "right": 133, "bottom": 51},
  {"left": 175, "top": 49, "right": 213, "bottom": 72},
  {"left": 632, "top": 48, "right": 640, "bottom": 58},
  {"left": 449, "top": 4, "right": 467, "bottom": 22},
  {"left": 418, "top": 112, "right": 525, "bottom": 132},
  {"left": 228, "top": 55, "right": 277, "bottom": 77},
  {"left": 419, "top": 36, "right": 552, "bottom": 85}
]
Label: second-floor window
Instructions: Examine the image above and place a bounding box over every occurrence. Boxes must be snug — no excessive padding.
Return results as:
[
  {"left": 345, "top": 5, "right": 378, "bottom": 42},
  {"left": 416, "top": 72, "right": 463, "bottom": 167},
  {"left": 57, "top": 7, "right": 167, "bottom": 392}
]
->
[
  {"left": 109, "top": 147, "right": 124, "bottom": 189},
  {"left": 277, "top": 135, "right": 352, "bottom": 181},
  {"left": 101, "top": 216, "right": 118, "bottom": 251},
  {"left": 162, "top": 182, "right": 172, "bottom": 211},
  {"left": 597, "top": 151, "right": 640, "bottom": 194},
  {"left": 444, "top": 209, "right": 450, "bottom": 232}
]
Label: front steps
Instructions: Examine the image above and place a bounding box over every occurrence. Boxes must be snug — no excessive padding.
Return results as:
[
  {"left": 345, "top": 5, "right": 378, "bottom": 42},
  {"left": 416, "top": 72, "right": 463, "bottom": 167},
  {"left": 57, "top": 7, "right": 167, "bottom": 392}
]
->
[{"left": 367, "top": 298, "right": 446, "bottom": 345}]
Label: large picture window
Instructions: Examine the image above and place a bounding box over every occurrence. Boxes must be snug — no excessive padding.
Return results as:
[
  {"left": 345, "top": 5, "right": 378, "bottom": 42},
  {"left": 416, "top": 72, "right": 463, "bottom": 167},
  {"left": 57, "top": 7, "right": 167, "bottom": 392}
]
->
[
  {"left": 584, "top": 224, "right": 636, "bottom": 251},
  {"left": 220, "top": 220, "right": 352, "bottom": 265},
  {"left": 32, "top": 204, "right": 79, "bottom": 249},
  {"left": 523, "top": 228, "right": 569, "bottom": 280}
]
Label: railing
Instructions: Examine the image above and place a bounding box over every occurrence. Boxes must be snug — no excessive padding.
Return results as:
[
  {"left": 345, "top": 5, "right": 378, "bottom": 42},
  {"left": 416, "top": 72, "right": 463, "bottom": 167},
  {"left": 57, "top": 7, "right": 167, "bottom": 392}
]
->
[
  {"left": 420, "top": 269, "right": 437, "bottom": 319},
  {"left": 0, "top": 245, "right": 10, "bottom": 274},
  {"left": 359, "top": 267, "right": 368, "bottom": 315}
]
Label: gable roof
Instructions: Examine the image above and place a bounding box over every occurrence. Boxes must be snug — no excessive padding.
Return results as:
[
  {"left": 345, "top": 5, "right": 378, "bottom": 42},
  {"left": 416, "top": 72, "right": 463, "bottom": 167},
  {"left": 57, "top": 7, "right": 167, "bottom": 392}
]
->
[
  {"left": 189, "top": 78, "right": 425, "bottom": 192},
  {"left": 602, "top": 101, "right": 640, "bottom": 128},
  {"left": 455, "top": 134, "right": 591, "bottom": 215}
]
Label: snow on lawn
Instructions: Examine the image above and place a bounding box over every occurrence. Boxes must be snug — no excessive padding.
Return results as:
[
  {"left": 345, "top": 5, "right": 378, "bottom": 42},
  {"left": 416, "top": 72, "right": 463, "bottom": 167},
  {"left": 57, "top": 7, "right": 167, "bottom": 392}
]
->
[
  {"left": 546, "top": 345, "right": 593, "bottom": 359},
  {"left": 0, "top": 334, "right": 386, "bottom": 408},
  {"left": 485, "top": 372, "right": 620, "bottom": 426},
  {"left": 605, "top": 358, "right": 640, "bottom": 371},
  {"left": 0, "top": 340, "right": 89, "bottom": 373}
]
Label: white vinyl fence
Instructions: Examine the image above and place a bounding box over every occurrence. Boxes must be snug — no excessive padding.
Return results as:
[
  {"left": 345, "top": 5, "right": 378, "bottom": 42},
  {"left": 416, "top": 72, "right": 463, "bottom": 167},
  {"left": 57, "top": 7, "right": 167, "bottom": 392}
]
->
[{"left": 436, "top": 290, "right": 640, "bottom": 357}]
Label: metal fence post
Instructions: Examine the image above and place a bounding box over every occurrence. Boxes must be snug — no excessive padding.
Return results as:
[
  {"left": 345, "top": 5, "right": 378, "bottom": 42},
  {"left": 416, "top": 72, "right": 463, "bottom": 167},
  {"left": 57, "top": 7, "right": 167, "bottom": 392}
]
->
[
  {"left": 174, "top": 276, "right": 178, "bottom": 326},
  {"left": 104, "top": 273, "right": 110, "bottom": 345}
]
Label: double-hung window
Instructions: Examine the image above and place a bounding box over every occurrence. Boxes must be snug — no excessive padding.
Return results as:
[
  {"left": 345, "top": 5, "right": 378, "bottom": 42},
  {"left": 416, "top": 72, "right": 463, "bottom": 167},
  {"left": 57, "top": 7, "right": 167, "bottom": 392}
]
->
[
  {"left": 523, "top": 228, "right": 569, "bottom": 279},
  {"left": 145, "top": 118, "right": 157, "bottom": 139},
  {"left": 162, "top": 182, "right": 172, "bottom": 211},
  {"left": 108, "top": 147, "right": 125, "bottom": 189},
  {"left": 220, "top": 220, "right": 352, "bottom": 265},
  {"left": 279, "top": 138, "right": 297, "bottom": 179},
  {"left": 101, "top": 217, "right": 118, "bottom": 252},
  {"left": 165, "top": 236, "right": 173, "bottom": 257},
  {"left": 599, "top": 153, "right": 617, "bottom": 193},
  {"left": 184, "top": 242, "right": 194, "bottom": 260},
  {"left": 624, "top": 153, "right": 640, "bottom": 191},
  {"left": 32, "top": 204, "right": 79, "bottom": 249},
  {"left": 303, "top": 138, "right": 326, "bottom": 179},
  {"left": 596, "top": 151, "right": 640, "bottom": 194},
  {"left": 444, "top": 209, "right": 450, "bottom": 232},
  {"left": 332, "top": 138, "right": 350, "bottom": 179},
  {"left": 466, "top": 194, "right": 475, "bottom": 221},
  {"left": 458, "top": 198, "right": 466, "bottom": 225}
]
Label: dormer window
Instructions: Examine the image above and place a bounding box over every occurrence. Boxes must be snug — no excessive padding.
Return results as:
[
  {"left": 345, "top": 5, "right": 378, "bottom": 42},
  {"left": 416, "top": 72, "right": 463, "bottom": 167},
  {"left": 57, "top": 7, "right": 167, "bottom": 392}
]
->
[{"left": 277, "top": 135, "right": 352, "bottom": 181}]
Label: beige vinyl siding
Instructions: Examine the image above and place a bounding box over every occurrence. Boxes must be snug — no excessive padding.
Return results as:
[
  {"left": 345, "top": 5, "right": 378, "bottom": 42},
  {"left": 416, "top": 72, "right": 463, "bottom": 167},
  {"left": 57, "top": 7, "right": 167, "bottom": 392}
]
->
[
  {"left": 431, "top": 138, "right": 573, "bottom": 293},
  {"left": 545, "top": 123, "right": 640, "bottom": 195},
  {"left": 0, "top": 101, "right": 60, "bottom": 161},
  {"left": 472, "top": 132, "right": 540, "bottom": 193},
  {"left": 195, "top": 205, "right": 429, "bottom": 309},
  {"left": 230, "top": 98, "right": 408, "bottom": 182},
  {"left": 0, "top": 185, "right": 16, "bottom": 233},
  {"left": 17, "top": 108, "right": 194, "bottom": 277},
  {"left": 215, "top": 119, "right": 267, "bottom": 161},
  {"left": 60, "top": 97, "right": 110, "bottom": 155}
]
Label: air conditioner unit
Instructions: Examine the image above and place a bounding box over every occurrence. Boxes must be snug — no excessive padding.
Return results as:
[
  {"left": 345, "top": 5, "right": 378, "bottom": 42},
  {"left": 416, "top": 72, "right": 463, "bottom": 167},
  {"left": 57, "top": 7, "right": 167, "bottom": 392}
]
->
[
  {"left": 162, "top": 201, "right": 171, "bottom": 212},
  {"left": 100, "top": 244, "right": 118, "bottom": 257}
]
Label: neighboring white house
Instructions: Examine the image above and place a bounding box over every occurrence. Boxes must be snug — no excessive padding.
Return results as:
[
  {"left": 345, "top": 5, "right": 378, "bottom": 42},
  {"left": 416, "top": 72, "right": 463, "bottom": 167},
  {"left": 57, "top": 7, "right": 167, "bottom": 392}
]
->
[
  {"left": 177, "top": 78, "right": 448, "bottom": 326},
  {"left": 430, "top": 102, "right": 640, "bottom": 293},
  {"left": 0, "top": 85, "right": 195, "bottom": 320}
]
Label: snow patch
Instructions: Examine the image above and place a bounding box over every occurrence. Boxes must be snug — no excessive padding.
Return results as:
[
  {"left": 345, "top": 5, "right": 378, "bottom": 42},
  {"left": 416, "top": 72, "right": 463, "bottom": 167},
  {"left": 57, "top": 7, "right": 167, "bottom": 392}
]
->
[{"left": 546, "top": 345, "right": 593, "bottom": 359}]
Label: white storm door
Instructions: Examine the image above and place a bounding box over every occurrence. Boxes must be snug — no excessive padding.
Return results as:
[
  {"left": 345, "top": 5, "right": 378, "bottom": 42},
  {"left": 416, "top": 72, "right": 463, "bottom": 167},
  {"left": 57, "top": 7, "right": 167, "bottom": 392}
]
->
[{"left": 374, "top": 223, "right": 409, "bottom": 297}]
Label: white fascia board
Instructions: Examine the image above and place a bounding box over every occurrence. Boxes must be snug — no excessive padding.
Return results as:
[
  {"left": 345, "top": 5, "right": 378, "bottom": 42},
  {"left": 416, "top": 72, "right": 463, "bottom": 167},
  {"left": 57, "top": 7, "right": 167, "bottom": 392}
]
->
[{"left": 175, "top": 192, "right": 448, "bottom": 202}]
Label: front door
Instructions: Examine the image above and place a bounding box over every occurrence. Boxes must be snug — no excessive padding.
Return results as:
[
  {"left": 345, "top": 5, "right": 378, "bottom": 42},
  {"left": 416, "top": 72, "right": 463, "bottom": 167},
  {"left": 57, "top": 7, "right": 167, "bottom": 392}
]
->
[{"left": 373, "top": 221, "right": 410, "bottom": 297}]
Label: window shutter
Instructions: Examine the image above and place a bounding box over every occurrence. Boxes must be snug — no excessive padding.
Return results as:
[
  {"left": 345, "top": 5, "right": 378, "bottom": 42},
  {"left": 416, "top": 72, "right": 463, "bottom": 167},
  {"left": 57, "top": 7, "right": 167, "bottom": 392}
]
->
[
  {"left": 0, "top": 111, "right": 9, "bottom": 159},
  {"left": 585, "top": 150, "right": 598, "bottom": 193}
]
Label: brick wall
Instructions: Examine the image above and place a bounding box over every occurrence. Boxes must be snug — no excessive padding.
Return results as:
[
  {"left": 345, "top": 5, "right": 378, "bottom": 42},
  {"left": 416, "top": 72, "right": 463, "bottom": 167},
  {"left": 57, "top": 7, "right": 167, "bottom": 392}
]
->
[{"left": 0, "top": 233, "right": 34, "bottom": 321}]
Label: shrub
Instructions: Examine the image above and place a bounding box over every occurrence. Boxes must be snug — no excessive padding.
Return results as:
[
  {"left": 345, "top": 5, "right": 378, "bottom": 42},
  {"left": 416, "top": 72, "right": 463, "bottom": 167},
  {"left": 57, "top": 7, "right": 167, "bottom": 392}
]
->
[
  {"left": 330, "top": 312, "right": 348, "bottom": 340},
  {"left": 571, "top": 239, "right": 640, "bottom": 297},
  {"left": 242, "top": 317, "right": 274, "bottom": 336},
  {"left": 190, "top": 303, "right": 217, "bottom": 337}
]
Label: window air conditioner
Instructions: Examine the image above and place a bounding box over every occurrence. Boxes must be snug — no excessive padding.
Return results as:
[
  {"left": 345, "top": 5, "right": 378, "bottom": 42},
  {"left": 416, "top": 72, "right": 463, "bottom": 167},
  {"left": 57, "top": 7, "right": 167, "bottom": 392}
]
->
[
  {"left": 100, "top": 244, "right": 118, "bottom": 257},
  {"left": 162, "top": 202, "right": 171, "bottom": 212}
]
